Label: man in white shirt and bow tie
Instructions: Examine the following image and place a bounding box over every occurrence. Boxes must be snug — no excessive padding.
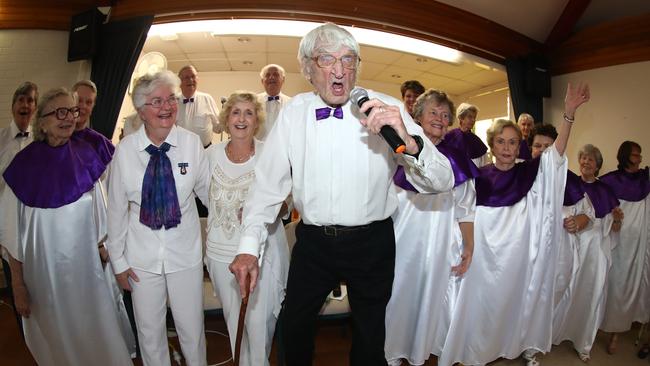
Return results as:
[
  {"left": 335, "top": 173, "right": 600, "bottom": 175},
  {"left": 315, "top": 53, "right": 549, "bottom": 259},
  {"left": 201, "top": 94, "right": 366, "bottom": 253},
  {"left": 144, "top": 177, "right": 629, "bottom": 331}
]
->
[
  {"left": 176, "top": 65, "right": 221, "bottom": 148},
  {"left": 230, "top": 23, "right": 454, "bottom": 366},
  {"left": 0, "top": 81, "right": 38, "bottom": 335},
  {"left": 256, "top": 64, "right": 291, "bottom": 140}
]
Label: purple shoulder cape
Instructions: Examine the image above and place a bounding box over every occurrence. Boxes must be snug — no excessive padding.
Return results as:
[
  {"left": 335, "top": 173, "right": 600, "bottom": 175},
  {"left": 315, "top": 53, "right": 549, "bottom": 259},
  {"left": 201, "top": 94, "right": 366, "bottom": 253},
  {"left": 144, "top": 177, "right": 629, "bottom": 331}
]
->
[
  {"left": 444, "top": 128, "right": 488, "bottom": 159},
  {"left": 475, "top": 157, "right": 541, "bottom": 207},
  {"left": 3, "top": 138, "right": 108, "bottom": 208},
  {"left": 564, "top": 170, "right": 585, "bottom": 206},
  {"left": 582, "top": 179, "right": 620, "bottom": 219},
  {"left": 599, "top": 167, "right": 650, "bottom": 202},
  {"left": 393, "top": 139, "right": 480, "bottom": 192},
  {"left": 518, "top": 140, "right": 532, "bottom": 160},
  {"left": 72, "top": 128, "right": 115, "bottom": 165}
]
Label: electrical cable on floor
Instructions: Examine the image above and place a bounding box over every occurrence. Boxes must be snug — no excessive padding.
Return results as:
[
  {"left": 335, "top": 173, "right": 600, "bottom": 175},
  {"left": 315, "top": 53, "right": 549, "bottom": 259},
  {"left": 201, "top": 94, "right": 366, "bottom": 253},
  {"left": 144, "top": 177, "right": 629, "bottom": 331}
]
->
[{"left": 167, "top": 327, "right": 232, "bottom": 366}]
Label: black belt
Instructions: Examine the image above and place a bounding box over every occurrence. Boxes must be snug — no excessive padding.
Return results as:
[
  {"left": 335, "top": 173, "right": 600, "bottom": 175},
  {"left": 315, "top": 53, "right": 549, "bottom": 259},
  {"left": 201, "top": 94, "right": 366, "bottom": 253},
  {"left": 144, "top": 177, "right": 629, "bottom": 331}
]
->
[{"left": 302, "top": 217, "right": 391, "bottom": 237}]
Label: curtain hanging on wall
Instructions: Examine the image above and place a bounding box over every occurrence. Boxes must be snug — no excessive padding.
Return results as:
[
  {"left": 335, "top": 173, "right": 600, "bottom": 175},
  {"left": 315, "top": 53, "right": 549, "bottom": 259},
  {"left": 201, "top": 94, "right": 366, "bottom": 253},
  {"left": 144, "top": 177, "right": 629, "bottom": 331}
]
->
[
  {"left": 90, "top": 15, "right": 153, "bottom": 139},
  {"left": 505, "top": 56, "right": 544, "bottom": 124}
]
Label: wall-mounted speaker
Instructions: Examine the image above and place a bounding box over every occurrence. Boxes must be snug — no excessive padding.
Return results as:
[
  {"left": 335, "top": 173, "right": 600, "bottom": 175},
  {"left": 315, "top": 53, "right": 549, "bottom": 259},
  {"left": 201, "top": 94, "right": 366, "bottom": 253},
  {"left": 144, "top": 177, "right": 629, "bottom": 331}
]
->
[{"left": 68, "top": 8, "right": 105, "bottom": 62}]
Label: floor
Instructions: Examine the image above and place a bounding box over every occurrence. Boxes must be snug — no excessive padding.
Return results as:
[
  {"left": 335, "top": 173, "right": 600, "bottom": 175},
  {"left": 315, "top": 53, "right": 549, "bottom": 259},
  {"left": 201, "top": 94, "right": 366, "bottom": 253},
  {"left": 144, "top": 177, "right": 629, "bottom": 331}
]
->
[{"left": 1, "top": 287, "right": 648, "bottom": 366}]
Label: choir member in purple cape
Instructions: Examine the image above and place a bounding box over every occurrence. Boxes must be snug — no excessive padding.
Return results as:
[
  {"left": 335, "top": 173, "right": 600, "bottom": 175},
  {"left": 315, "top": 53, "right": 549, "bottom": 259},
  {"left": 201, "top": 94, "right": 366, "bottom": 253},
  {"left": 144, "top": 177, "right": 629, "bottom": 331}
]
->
[
  {"left": 71, "top": 79, "right": 115, "bottom": 166},
  {"left": 0, "top": 87, "right": 134, "bottom": 365},
  {"left": 438, "top": 82, "right": 590, "bottom": 366},
  {"left": 517, "top": 113, "right": 534, "bottom": 160},
  {"left": 386, "top": 89, "right": 479, "bottom": 366},
  {"left": 599, "top": 140, "right": 650, "bottom": 354},
  {"left": 552, "top": 144, "right": 621, "bottom": 362},
  {"left": 444, "top": 102, "right": 490, "bottom": 167}
]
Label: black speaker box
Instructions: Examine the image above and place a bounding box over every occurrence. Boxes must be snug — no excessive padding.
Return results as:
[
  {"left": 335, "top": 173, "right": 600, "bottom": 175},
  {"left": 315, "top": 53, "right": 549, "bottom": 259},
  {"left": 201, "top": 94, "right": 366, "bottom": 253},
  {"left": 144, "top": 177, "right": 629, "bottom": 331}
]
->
[
  {"left": 68, "top": 8, "right": 105, "bottom": 62},
  {"left": 525, "top": 54, "right": 551, "bottom": 98}
]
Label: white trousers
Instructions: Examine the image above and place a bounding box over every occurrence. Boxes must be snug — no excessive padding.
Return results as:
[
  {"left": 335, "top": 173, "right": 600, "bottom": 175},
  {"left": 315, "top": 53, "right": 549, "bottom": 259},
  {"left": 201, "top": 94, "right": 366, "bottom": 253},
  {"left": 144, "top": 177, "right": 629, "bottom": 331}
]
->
[
  {"left": 206, "top": 258, "right": 281, "bottom": 366},
  {"left": 131, "top": 264, "right": 207, "bottom": 366}
]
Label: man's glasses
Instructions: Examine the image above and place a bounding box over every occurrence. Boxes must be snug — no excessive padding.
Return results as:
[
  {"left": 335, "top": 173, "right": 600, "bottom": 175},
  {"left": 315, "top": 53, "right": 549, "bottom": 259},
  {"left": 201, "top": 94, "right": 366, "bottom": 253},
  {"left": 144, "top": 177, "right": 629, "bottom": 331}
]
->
[
  {"left": 42, "top": 107, "right": 80, "bottom": 120},
  {"left": 312, "top": 54, "right": 360, "bottom": 70},
  {"left": 144, "top": 96, "right": 178, "bottom": 109}
]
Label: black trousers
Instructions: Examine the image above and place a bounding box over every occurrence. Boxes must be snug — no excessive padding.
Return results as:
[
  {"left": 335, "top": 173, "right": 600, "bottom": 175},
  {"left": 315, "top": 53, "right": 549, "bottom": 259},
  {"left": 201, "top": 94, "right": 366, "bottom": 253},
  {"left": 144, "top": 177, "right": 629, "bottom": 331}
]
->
[
  {"left": 2, "top": 257, "right": 24, "bottom": 338},
  {"left": 281, "top": 218, "right": 395, "bottom": 366}
]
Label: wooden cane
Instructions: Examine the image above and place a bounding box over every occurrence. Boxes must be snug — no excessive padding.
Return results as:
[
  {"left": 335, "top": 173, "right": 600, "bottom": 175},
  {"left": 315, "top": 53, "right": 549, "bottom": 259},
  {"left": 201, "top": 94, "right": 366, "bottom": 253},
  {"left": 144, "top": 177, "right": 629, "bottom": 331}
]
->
[{"left": 233, "top": 274, "right": 251, "bottom": 366}]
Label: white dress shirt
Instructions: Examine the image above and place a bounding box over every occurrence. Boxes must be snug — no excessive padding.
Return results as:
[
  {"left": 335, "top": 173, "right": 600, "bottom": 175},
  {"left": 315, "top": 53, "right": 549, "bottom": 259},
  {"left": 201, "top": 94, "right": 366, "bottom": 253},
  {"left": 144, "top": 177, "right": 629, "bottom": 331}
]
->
[
  {"left": 239, "top": 90, "right": 454, "bottom": 259},
  {"left": 176, "top": 91, "right": 220, "bottom": 147},
  {"left": 106, "top": 125, "right": 210, "bottom": 275},
  {"left": 256, "top": 92, "right": 292, "bottom": 140},
  {"left": 0, "top": 121, "right": 33, "bottom": 260}
]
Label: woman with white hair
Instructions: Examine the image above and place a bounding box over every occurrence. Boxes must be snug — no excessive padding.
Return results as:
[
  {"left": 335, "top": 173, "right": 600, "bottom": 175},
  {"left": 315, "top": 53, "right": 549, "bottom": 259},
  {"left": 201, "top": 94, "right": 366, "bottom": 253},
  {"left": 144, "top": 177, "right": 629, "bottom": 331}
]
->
[
  {"left": 385, "top": 89, "right": 479, "bottom": 366},
  {"left": 444, "top": 102, "right": 491, "bottom": 167},
  {"left": 552, "top": 144, "right": 621, "bottom": 362},
  {"left": 106, "top": 70, "right": 210, "bottom": 366},
  {"left": 439, "top": 83, "right": 590, "bottom": 366},
  {"left": 1, "top": 87, "right": 134, "bottom": 365},
  {"left": 205, "top": 91, "right": 289, "bottom": 366}
]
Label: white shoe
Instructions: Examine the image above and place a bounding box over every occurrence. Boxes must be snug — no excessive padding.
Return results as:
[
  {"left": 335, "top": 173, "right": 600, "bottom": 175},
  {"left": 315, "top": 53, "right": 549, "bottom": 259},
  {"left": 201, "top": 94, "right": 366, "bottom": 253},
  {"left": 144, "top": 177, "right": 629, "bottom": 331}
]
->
[{"left": 523, "top": 349, "right": 539, "bottom": 366}]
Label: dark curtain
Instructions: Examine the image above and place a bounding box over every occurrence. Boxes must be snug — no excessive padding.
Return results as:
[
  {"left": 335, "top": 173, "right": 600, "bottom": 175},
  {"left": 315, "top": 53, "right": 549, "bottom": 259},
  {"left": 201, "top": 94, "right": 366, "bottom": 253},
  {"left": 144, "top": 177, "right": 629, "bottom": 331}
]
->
[
  {"left": 90, "top": 15, "right": 153, "bottom": 138},
  {"left": 505, "top": 56, "right": 544, "bottom": 124}
]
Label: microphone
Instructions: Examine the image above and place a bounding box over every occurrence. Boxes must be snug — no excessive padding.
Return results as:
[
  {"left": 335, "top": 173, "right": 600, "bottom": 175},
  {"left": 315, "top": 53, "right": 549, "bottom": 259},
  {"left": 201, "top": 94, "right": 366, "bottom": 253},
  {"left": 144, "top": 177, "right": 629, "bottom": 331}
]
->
[{"left": 350, "top": 87, "right": 406, "bottom": 154}]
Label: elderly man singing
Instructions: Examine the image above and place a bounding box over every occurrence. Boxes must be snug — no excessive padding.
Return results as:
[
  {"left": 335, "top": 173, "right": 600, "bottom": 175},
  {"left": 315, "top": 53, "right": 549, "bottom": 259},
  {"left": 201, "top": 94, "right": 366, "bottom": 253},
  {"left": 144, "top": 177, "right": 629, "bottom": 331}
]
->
[{"left": 229, "top": 23, "right": 454, "bottom": 366}]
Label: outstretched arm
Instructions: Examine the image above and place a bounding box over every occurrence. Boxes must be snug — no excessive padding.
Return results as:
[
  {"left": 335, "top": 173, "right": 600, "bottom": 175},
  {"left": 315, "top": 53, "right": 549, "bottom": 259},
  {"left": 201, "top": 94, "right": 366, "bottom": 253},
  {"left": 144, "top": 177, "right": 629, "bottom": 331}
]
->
[{"left": 555, "top": 82, "right": 590, "bottom": 156}]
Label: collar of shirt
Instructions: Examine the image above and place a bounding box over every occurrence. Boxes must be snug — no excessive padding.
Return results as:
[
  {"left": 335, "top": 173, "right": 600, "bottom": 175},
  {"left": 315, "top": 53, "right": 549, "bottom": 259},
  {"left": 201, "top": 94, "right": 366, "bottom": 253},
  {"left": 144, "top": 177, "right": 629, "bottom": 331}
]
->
[
  {"left": 136, "top": 124, "right": 179, "bottom": 152},
  {"left": 9, "top": 119, "right": 31, "bottom": 138}
]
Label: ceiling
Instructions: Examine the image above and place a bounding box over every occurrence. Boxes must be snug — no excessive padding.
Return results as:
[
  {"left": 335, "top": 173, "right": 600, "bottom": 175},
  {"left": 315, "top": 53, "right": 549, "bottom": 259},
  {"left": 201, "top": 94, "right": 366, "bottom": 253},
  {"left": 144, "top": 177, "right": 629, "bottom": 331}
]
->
[
  {"left": 137, "top": 0, "right": 650, "bottom": 97},
  {"left": 141, "top": 32, "right": 507, "bottom": 96}
]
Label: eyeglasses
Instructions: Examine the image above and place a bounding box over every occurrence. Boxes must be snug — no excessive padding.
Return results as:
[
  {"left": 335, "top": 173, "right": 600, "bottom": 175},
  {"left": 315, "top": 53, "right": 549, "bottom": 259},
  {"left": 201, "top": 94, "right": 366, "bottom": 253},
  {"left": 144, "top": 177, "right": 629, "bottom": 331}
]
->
[
  {"left": 312, "top": 54, "right": 360, "bottom": 69},
  {"left": 144, "top": 96, "right": 178, "bottom": 109},
  {"left": 41, "top": 107, "right": 81, "bottom": 120}
]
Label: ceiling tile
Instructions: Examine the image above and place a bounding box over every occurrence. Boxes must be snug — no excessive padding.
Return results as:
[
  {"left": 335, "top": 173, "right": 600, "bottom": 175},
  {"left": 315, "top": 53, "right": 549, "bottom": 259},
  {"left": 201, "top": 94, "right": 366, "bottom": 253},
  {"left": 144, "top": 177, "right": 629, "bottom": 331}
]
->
[
  {"left": 428, "top": 61, "right": 483, "bottom": 79},
  {"left": 464, "top": 69, "right": 507, "bottom": 87},
  {"left": 176, "top": 32, "right": 224, "bottom": 53},
  {"left": 191, "top": 59, "right": 232, "bottom": 72},
  {"left": 393, "top": 54, "right": 445, "bottom": 72},
  {"left": 374, "top": 66, "right": 424, "bottom": 84},
  {"left": 416, "top": 73, "right": 457, "bottom": 89},
  {"left": 219, "top": 35, "right": 266, "bottom": 52},
  {"left": 227, "top": 52, "right": 267, "bottom": 71},
  {"left": 266, "top": 52, "right": 301, "bottom": 74},
  {"left": 359, "top": 61, "right": 388, "bottom": 80},
  {"left": 360, "top": 45, "right": 403, "bottom": 65},
  {"left": 444, "top": 80, "right": 480, "bottom": 95},
  {"left": 267, "top": 36, "right": 301, "bottom": 54}
]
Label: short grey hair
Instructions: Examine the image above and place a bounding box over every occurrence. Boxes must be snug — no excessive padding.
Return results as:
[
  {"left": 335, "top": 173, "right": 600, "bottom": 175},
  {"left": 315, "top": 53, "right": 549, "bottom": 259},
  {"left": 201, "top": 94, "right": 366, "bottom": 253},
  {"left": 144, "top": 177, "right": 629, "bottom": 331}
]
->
[
  {"left": 178, "top": 65, "right": 197, "bottom": 77},
  {"left": 72, "top": 79, "right": 97, "bottom": 94},
  {"left": 260, "top": 64, "right": 286, "bottom": 79},
  {"left": 131, "top": 70, "right": 180, "bottom": 111},
  {"left": 297, "top": 22, "right": 360, "bottom": 80},
  {"left": 578, "top": 144, "right": 604, "bottom": 176},
  {"left": 518, "top": 113, "right": 534, "bottom": 124},
  {"left": 412, "top": 89, "right": 456, "bottom": 126},
  {"left": 12, "top": 81, "right": 39, "bottom": 107},
  {"left": 456, "top": 102, "right": 479, "bottom": 120},
  {"left": 32, "top": 87, "right": 75, "bottom": 142}
]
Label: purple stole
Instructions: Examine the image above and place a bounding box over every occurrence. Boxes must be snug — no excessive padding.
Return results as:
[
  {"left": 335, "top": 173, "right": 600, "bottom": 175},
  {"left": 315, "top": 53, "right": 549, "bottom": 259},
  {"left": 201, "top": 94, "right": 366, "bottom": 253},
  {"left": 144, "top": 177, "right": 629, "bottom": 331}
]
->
[{"left": 600, "top": 167, "right": 650, "bottom": 202}]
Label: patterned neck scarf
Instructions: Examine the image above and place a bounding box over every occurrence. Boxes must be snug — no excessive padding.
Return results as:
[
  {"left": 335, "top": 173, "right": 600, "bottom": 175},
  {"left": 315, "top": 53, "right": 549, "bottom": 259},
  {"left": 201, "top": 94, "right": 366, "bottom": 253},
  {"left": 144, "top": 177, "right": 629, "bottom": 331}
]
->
[{"left": 140, "top": 142, "right": 182, "bottom": 229}]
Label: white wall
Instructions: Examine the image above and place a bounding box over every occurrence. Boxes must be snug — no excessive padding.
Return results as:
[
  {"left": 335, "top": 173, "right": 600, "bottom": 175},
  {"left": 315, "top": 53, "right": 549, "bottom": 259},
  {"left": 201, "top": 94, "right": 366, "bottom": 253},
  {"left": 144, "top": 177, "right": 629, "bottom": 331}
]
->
[
  {"left": 0, "top": 30, "right": 89, "bottom": 128},
  {"left": 545, "top": 61, "right": 650, "bottom": 174}
]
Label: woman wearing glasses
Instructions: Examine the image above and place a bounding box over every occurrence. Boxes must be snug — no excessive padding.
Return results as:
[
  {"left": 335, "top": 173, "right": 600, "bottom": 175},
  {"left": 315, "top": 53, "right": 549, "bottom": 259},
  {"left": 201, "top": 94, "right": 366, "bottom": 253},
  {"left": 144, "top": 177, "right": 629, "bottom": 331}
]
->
[
  {"left": 106, "top": 71, "right": 210, "bottom": 366},
  {"left": 1, "top": 88, "right": 134, "bottom": 365}
]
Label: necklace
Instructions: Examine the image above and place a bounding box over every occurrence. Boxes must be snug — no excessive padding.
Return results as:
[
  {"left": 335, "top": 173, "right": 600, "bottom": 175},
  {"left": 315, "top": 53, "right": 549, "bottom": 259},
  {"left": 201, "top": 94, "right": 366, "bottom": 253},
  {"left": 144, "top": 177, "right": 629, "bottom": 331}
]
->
[{"left": 226, "top": 141, "right": 255, "bottom": 163}]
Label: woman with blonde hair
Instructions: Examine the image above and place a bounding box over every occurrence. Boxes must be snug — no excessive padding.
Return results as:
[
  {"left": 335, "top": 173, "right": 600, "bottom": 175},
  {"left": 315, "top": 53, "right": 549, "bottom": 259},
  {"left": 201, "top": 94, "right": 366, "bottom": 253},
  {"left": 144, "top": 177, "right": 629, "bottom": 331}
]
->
[{"left": 205, "top": 91, "right": 289, "bottom": 366}]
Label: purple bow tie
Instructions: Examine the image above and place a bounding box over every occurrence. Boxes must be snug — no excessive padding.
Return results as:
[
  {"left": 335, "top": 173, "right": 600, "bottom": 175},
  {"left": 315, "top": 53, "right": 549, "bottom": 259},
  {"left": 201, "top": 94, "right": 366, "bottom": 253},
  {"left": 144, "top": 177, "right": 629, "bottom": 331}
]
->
[
  {"left": 315, "top": 107, "right": 344, "bottom": 121},
  {"left": 15, "top": 131, "right": 29, "bottom": 138},
  {"left": 267, "top": 95, "right": 280, "bottom": 101},
  {"left": 183, "top": 97, "right": 194, "bottom": 104}
]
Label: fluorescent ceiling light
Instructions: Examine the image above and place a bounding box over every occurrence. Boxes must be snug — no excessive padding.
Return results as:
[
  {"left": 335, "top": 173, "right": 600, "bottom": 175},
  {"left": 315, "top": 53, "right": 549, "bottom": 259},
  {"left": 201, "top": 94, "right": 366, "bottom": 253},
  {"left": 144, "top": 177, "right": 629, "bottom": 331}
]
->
[{"left": 148, "top": 19, "right": 462, "bottom": 64}]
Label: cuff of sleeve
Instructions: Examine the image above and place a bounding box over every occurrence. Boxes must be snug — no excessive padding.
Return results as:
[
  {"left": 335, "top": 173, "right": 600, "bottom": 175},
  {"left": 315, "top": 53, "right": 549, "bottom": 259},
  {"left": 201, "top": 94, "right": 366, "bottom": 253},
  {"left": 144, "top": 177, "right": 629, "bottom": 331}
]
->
[
  {"left": 237, "top": 235, "right": 261, "bottom": 257},
  {"left": 458, "top": 212, "right": 475, "bottom": 223},
  {"left": 111, "top": 256, "right": 130, "bottom": 275}
]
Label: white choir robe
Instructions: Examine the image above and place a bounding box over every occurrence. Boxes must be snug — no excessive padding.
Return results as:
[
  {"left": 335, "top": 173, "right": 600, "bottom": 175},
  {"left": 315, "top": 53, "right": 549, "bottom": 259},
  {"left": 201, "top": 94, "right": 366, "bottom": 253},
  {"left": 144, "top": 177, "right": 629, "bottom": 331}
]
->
[
  {"left": 385, "top": 179, "right": 475, "bottom": 365},
  {"left": 438, "top": 145, "right": 567, "bottom": 366},
  {"left": 601, "top": 194, "right": 650, "bottom": 332},
  {"left": 553, "top": 196, "right": 614, "bottom": 355}
]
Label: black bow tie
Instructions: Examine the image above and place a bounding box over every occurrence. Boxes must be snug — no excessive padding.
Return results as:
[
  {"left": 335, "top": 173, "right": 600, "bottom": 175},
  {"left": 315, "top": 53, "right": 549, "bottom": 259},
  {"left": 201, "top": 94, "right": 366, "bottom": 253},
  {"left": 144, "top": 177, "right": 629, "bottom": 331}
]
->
[
  {"left": 183, "top": 97, "right": 194, "bottom": 104},
  {"left": 15, "top": 131, "right": 29, "bottom": 138},
  {"left": 267, "top": 95, "right": 280, "bottom": 101}
]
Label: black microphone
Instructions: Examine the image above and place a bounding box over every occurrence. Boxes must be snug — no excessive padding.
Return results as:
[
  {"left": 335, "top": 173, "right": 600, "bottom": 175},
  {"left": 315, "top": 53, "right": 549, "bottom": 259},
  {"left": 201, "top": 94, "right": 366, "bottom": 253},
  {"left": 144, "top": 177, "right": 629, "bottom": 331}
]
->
[{"left": 350, "top": 87, "right": 406, "bottom": 154}]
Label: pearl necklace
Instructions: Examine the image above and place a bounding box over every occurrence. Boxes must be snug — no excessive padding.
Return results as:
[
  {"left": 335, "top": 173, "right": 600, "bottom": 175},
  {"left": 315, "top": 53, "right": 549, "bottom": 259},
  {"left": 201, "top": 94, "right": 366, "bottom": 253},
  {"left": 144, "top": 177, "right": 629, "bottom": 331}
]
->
[{"left": 226, "top": 141, "right": 255, "bottom": 163}]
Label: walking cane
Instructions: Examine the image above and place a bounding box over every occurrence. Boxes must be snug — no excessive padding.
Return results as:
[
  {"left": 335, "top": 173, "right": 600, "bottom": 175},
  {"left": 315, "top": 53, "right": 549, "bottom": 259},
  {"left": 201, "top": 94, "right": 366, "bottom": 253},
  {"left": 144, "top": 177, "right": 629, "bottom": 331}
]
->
[{"left": 234, "top": 274, "right": 251, "bottom": 366}]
